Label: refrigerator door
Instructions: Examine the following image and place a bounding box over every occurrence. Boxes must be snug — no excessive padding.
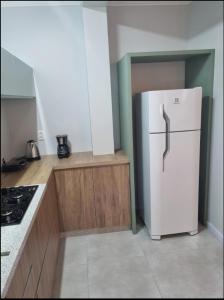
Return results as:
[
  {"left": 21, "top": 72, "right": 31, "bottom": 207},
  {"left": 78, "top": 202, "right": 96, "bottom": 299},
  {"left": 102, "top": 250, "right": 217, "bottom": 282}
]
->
[
  {"left": 147, "top": 87, "right": 202, "bottom": 133},
  {"left": 149, "top": 130, "right": 200, "bottom": 236}
]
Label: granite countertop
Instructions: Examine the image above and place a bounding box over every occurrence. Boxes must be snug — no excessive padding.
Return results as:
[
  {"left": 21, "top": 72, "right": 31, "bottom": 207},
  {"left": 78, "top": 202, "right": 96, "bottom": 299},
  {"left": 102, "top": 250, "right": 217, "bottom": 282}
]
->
[
  {"left": 0, "top": 151, "right": 129, "bottom": 297},
  {"left": 1, "top": 184, "right": 46, "bottom": 298}
]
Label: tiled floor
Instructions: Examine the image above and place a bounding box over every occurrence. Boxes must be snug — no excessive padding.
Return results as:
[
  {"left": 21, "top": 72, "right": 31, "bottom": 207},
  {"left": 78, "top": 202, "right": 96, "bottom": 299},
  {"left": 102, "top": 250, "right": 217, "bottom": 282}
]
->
[{"left": 53, "top": 226, "right": 223, "bottom": 298}]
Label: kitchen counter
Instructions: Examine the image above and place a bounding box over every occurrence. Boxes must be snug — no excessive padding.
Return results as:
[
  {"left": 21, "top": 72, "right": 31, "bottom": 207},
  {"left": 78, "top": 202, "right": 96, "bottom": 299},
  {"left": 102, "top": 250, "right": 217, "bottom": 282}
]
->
[
  {"left": 1, "top": 151, "right": 129, "bottom": 187},
  {"left": 1, "top": 151, "right": 129, "bottom": 297},
  {"left": 1, "top": 184, "right": 46, "bottom": 297}
]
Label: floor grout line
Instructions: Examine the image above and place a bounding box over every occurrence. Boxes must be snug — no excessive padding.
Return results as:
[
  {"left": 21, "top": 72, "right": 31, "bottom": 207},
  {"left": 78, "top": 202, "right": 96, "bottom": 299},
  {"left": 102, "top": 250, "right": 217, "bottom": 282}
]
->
[{"left": 140, "top": 242, "right": 164, "bottom": 299}]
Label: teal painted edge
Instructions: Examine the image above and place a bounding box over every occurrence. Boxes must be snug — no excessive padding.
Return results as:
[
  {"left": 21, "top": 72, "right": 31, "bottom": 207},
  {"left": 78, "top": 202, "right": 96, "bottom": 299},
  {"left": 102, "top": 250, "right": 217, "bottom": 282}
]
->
[
  {"left": 118, "top": 54, "right": 137, "bottom": 234},
  {"left": 128, "top": 49, "right": 214, "bottom": 60},
  {"left": 203, "top": 97, "right": 213, "bottom": 225},
  {"left": 203, "top": 51, "right": 215, "bottom": 225},
  {"left": 185, "top": 50, "right": 215, "bottom": 225}
]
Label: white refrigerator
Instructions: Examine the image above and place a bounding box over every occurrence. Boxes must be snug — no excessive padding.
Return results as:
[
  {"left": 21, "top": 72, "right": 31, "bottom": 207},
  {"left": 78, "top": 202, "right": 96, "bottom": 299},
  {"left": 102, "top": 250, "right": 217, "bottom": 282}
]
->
[{"left": 135, "top": 87, "right": 202, "bottom": 240}]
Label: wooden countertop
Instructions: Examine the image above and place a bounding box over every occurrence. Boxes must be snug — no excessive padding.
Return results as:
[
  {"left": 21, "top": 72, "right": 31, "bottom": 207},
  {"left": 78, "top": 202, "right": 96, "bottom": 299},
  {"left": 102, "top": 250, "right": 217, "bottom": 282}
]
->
[{"left": 1, "top": 151, "right": 129, "bottom": 187}]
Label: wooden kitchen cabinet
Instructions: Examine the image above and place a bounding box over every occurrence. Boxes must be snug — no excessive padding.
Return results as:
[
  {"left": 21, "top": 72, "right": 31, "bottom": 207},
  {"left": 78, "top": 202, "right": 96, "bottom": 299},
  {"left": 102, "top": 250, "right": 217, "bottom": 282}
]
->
[
  {"left": 5, "top": 174, "right": 60, "bottom": 299},
  {"left": 1, "top": 48, "right": 35, "bottom": 99},
  {"left": 55, "top": 163, "right": 130, "bottom": 233},
  {"left": 54, "top": 168, "right": 96, "bottom": 231},
  {"left": 93, "top": 164, "right": 130, "bottom": 228}
]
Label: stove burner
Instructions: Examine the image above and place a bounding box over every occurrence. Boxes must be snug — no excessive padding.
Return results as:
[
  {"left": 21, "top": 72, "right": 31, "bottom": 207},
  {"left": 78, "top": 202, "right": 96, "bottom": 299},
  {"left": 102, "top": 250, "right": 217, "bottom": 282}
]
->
[
  {"left": 1, "top": 208, "right": 13, "bottom": 217},
  {"left": 1, "top": 185, "right": 38, "bottom": 226},
  {"left": 12, "top": 194, "right": 23, "bottom": 200}
]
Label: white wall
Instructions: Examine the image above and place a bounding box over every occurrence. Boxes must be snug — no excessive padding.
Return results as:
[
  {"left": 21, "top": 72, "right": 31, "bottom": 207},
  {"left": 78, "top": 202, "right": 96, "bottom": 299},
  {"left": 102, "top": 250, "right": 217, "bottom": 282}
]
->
[
  {"left": 1, "top": 99, "right": 37, "bottom": 161},
  {"left": 1, "top": 5, "right": 92, "bottom": 155},
  {"left": 107, "top": 4, "right": 189, "bottom": 149},
  {"left": 187, "top": 1, "right": 223, "bottom": 236},
  {"left": 82, "top": 6, "right": 114, "bottom": 155},
  {"left": 107, "top": 5, "right": 189, "bottom": 64}
]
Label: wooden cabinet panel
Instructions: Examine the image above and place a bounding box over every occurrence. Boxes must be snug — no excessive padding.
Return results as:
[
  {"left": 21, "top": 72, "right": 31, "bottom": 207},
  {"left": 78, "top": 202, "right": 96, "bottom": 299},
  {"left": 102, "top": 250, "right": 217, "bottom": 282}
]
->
[
  {"left": 55, "top": 168, "right": 96, "bottom": 231},
  {"left": 23, "top": 267, "right": 36, "bottom": 298},
  {"left": 36, "top": 234, "right": 55, "bottom": 298},
  {"left": 36, "top": 174, "right": 60, "bottom": 299},
  {"left": 93, "top": 164, "right": 130, "bottom": 228},
  {"left": 35, "top": 196, "right": 50, "bottom": 263},
  {"left": 5, "top": 263, "right": 25, "bottom": 298},
  {"left": 26, "top": 221, "right": 42, "bottom": 290},
  {"left": 55, "top": 164, "right": 131, "bottom": 232},
  {"left": 6, "top": 235, "right": 32, "bottom": 298}
]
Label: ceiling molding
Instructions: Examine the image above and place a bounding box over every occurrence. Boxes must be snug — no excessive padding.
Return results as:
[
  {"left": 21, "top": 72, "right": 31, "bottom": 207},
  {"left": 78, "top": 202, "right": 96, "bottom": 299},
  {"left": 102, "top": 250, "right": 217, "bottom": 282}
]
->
[{"left": 1, "top": 0, "right": 192, "bottom": 7}]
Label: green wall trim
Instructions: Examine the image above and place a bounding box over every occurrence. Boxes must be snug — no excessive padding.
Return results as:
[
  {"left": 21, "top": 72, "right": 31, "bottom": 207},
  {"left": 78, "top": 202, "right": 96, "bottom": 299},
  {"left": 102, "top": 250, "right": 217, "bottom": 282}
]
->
[
  {"left": 117, "top": 49, "right": 215, "bottom": 234},
  {"left": 118, "top": 55, "right": 137, "bottom": 233},
  {"left": 129, "top": 49, "right": 214, "bottom": 63}
]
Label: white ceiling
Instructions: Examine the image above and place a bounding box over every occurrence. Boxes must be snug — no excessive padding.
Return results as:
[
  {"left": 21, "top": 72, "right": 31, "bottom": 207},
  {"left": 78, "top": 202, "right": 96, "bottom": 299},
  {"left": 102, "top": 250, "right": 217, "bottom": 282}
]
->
[{"left": 1, "top": 1, "right": 192, "bottom": 7}]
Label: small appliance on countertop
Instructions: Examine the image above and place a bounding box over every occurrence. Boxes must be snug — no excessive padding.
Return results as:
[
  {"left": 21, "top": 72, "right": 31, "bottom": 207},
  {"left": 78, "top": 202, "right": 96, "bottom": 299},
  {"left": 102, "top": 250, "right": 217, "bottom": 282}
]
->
[
  {"left": 1, "top": 185, "right": 38, "bottom": 226},
  {"left": 1, "top": 157, "right": 28, "bottom": 173},
  {"left": 26, "top": 140, "right": 41, "bottom": 161},
  {"left": 56, "top": 134, "right": 70, "bottom": 159}
]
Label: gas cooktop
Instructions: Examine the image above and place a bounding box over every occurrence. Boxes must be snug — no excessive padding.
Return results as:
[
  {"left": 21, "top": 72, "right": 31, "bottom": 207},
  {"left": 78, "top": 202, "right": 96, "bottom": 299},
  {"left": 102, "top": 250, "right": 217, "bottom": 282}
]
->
[{"left": 1, "top": 185, "right": 38, "bottom": 226}]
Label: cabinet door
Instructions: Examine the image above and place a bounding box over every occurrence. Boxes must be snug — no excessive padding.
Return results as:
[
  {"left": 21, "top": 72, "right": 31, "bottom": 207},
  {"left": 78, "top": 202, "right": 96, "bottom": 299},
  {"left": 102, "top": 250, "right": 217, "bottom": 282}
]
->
[
  {"left": 36, "top": 175, "right": 60, "bottom": 298},
  {"left": 35, "top": 187, "right": 51, "bottom": 263},
  {"left": 55, "top": 168, "right": 96, "bottom": 231},
  {"left": 1, "top": 48, "right": 35, "bottom": 98},
  {"left": 93, "top": 164, "right": 130, "bottom": 228},
  {"left": 6, "top": 235, "right": 33, "bottom": 298},
  {"left": 5, "top": 262, "right": 26, "bottom": 298}
]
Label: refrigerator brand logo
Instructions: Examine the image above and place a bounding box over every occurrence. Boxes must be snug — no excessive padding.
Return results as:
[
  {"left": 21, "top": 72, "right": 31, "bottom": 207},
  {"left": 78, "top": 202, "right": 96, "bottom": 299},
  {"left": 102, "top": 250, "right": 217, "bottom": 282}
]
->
[{"left": 174, "top": 98, "right": 180, "bottom": 104}]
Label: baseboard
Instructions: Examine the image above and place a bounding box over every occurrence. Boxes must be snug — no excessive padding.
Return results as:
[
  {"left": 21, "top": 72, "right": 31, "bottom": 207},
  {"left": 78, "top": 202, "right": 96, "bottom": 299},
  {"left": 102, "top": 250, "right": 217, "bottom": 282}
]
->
[
  {"left": 207, "top": 221, "right": 223, "bottom": 244},
  {"left": 60, "top": 225, "right": 131, "bottom": 238}
]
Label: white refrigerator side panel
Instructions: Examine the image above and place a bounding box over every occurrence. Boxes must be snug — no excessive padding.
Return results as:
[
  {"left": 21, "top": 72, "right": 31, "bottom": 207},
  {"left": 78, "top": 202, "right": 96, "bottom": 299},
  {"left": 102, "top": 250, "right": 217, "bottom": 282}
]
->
[
  {"left": 144, "top": 87, "right": 202, "bottom": 132},
  {"left": 149, "top": 131, "right": 200, "bottom": 235}
]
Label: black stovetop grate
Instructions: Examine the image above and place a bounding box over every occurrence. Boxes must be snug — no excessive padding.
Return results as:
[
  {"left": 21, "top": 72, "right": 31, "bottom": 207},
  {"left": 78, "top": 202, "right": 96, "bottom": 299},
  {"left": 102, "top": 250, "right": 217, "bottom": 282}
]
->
[{"left": 1, "top": 185, "right": 38, "bottom": 226}]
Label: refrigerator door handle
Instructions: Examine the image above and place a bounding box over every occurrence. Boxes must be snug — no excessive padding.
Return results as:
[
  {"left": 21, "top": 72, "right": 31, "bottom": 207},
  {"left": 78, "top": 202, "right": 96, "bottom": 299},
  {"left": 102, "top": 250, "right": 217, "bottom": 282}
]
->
[{"left": 162, "top": 105, "right": 170, "bottom": 172}]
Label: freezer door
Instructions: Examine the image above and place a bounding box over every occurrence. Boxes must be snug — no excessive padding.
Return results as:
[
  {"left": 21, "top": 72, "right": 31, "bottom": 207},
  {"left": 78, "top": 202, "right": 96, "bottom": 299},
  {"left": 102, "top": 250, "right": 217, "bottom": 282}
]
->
[
  {"left": 149, "top": 130, "right": 200, "bottom": 236},
  {"left": 146, "top": 87, "right": 202, "bottom": 133}
]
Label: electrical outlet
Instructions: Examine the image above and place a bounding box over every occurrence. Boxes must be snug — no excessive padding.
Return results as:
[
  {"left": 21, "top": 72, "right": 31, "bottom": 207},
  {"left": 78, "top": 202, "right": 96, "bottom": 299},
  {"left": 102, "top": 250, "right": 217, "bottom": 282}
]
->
[{"left": 38, "top": 130, "right": 45, "bottom": 141}]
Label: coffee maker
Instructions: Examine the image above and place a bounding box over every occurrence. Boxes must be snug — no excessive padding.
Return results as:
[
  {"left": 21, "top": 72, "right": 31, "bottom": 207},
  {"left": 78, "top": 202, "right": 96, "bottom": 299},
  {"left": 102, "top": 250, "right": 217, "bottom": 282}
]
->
[{"left": 56, "top": 135, "right": 70, "bottom": 159}]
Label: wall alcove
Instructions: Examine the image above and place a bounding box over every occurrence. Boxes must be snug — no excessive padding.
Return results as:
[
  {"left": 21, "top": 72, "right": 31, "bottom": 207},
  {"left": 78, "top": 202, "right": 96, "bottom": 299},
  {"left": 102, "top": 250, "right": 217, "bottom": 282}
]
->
[{"left": 117, "top": 49, "right": 215, "bottom": 233}]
